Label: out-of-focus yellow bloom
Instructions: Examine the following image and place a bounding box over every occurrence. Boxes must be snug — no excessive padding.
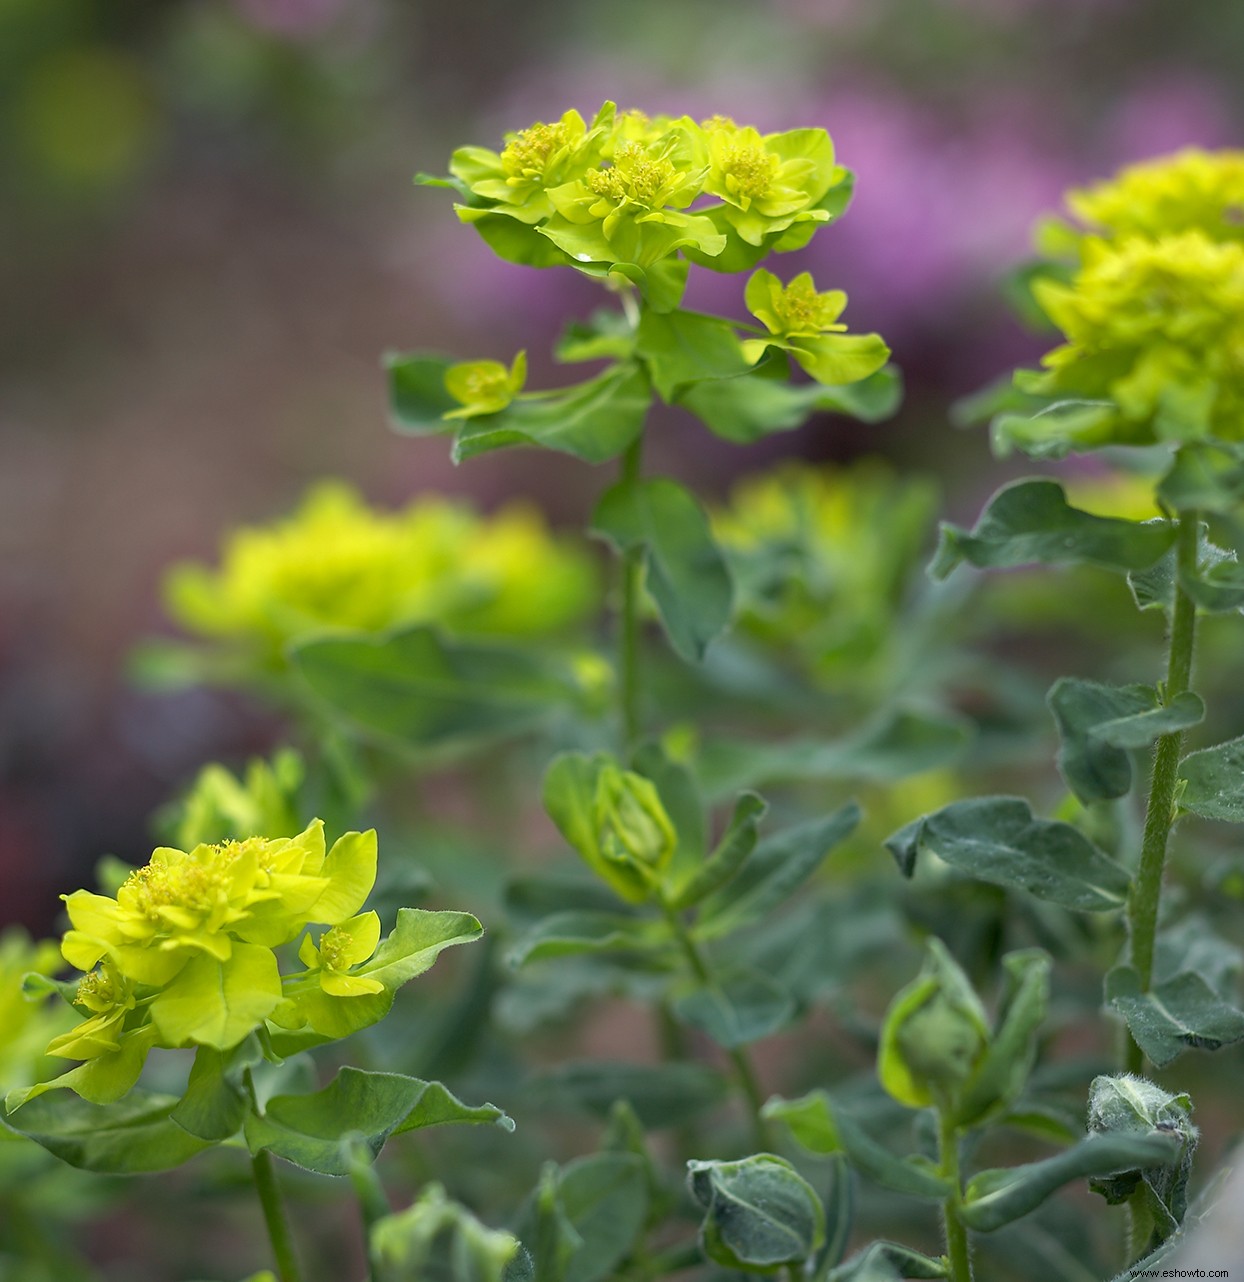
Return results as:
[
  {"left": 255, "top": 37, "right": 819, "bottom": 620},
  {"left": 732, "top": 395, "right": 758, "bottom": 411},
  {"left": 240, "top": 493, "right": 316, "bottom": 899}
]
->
[
  {"left": 1066, "top": 149, "right": 1244, "bottom": 245},
  {"left": 1060, "top": 470, "right": 1164, "bottom": 521},
  {"left": 713, "top": 461, "right": 937, "bottom": 679},
  {"left": 444, "top": 351, "right": 527, "bottom": 419},
  {"left": 1031, "top": 233, "right": 1244, "bottom": 445},
  {"left": 164, "top": 483, "right": 599, "bottom": 659},
  {"left": 0, "top": 931, "right": 76, "bottom": 1089}
]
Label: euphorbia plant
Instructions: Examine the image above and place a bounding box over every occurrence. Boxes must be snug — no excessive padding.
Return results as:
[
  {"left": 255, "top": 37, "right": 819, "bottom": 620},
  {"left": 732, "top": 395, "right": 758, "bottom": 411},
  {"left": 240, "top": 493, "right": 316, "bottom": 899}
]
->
[{"left": 3, "top": 108, "right": 1242, "bottom": 1282}]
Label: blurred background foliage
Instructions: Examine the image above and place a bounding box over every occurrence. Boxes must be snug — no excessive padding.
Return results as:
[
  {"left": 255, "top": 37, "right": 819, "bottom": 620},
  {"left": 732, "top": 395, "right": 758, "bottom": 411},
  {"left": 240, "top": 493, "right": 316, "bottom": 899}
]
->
[{"left": 2, "top": 0, "right": 1243, "bottom": 932}]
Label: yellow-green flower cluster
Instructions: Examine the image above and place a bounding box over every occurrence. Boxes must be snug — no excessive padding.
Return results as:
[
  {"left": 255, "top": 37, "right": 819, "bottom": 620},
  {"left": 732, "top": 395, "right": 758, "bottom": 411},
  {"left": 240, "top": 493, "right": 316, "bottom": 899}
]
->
[
  {"left": 1032, "top": 233, "right": 1244, "bottom": 445},
  {"left": 164, "top": 483, "right": 599, "bottom": 659},
  {"left": 1064, "top": 149, "right": 1244, "bottom": 245},
  {"left": 447, "top": 101, "right": 847, "bottom": 275},
  {"left": 11, "top": 820, "right": 381, "bottom": 1108},
  {"left": 1017, "top": 150, "right": 1244, "bottom": 453},
  {"left": 712, "top": 461, "right": 937, "bottom": 680}
]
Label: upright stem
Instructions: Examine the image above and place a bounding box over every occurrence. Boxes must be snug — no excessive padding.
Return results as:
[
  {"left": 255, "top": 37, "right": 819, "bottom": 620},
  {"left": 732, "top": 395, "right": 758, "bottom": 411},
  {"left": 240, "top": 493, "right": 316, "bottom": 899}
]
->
[
  {"left": 659, "top": 897, "right": 771, "bottom": 1150},
  {"left": 1125, "top": 512, "right": 1199, "bottom": 1073},
  {"left": 938, "top": 1111, "right": 973, "bottom": 1282},
  {"left": 251, "top": 1148, "right": 303, "bottom": 1282},
  {"left": 244, "top": 1069, "right": 303, "bottom": 1282},
  {"left": 347, "top": 1142, "right": 392, "bottom": 1282},
  {"left": 619, "top": 433, "right": 645, "bottom": 752}
]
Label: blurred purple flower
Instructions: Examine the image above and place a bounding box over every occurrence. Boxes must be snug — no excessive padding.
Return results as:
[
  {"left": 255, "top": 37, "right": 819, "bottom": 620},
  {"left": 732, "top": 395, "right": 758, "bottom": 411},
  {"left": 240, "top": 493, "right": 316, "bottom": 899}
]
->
[
  {"left": 233, "top": 0, "right": 350, "bottom": 37},
  {"left": 1100, "top": 76, "right": 1235, "bottom": 162}
]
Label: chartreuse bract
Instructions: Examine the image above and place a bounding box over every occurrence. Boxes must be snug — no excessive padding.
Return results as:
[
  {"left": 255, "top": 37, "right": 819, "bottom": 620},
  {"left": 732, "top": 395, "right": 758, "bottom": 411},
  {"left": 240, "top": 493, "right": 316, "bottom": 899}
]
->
[{"left": 1, "top": 819, "right": 507, "bottom": 1281}]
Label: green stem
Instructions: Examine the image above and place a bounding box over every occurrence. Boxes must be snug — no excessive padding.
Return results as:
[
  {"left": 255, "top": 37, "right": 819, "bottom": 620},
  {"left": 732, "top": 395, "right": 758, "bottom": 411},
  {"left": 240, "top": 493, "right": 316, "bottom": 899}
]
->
[
  {"left": 659, "top": 897, "right": 771, "bottom": 1150},
  {"left": 347, "top": 1142, "right": 392, "bottom": 1281},
  {"left": 938, "top": 1111, "right": 973, "bottom": 1282},
  {"left": 251, "top": 1148, "right": 303, "bottom": 1282},
  {"left": 1125, "top": 512, "right": 1199, "bottom": 1074},
  {"left": 619, "top": 433, "right": 645, "bottom": 752},
  {"left": 244, "top": 1069, "right": 303, "bottom": 1282}
]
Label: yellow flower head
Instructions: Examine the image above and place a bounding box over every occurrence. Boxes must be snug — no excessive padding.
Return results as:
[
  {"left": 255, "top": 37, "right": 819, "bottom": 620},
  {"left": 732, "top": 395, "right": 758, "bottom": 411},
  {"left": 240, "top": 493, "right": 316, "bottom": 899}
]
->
[
  {"left": 1067, "top": 149, "right": 1244, "bottom": 245},
  {"left": 60, "top": 820, "right": 376, "bottom": 987},
  {"left": 1033, "top": 232, "right": 1244, "bottom": 444},
  {"left": 164, "top": 483, "right": 599, "bottom": 659}
]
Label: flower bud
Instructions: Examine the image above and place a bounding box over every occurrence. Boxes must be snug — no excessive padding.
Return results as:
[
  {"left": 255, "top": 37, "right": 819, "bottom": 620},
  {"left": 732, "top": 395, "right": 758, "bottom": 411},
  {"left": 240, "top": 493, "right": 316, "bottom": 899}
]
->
[
  {"left": 591, "top": 764, "right": 677, "bottom": 900},
  {"left": 879, "top": 939, "right": 989, "bottom": 1110}
]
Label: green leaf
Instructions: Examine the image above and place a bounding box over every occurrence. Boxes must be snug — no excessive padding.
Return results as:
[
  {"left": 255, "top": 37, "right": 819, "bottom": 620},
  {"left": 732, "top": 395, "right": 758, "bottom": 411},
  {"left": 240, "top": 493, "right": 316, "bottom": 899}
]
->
[
  {"left": 527, "top": 1061, "right": 729, "bottom": 1129},
  {"left": 763, "top": 1092, "right": 950, "bottom": 1200},
  {"left": 371, "top": 1183, "right": 523, "bottom": 1282},
  {"left": 1157, "top": 442, "right": 1244, "bottom": 514},
  {"left": 960, "top": 1132, "right": 1181, "bottom": 1231},
  {"left": 387, "top": 353, "right": 459, "bottom": 435},
  {"left": 452, "top": 364, "right": 650, "bottom": 464},
  {"left": 150, "top": 942, "right": 283, "bottom": 1051},
  {"left": 952, "top": 950, "right": 1051, "bottom": 1129},
  {"left": 634, "top": 309, "right": 751, "bottom": 402},
  {"left": 887, "top": 797, "right": 1131, "bottom": 912},
  {"left": 170, "top": 1036, "right": 264, "bottom": 1141},
  {"left": 699, "top": 707, "right": 972, "bottom": 798},
  {"left": 244, "top": 1068, "right": 510, "bottom": 1176},
  {"left": 630, "top": 740, "right": 707, "bottom": 884},
  {"left": 1, "top": 1090, "right": 211, "bottom": 1173},
  {"left": 284, "top": 909, "right": 482, "bottom": 1041},
  {"left": 1106, "top": 967, "right": 1244, "bottom": 1068},
  {"left": 672, "top": 966, "right": 796, "bottom": 1049},
  {"left": 829, "top": 1242, "right": 948, "bottom": 1280},
  {"left": 292, "top": 625, "right": 590, "bottom": 755},
  {"left": 697, "top": 805, "right": 860, "bottom": 939},
  {"left": 592, "top": 476, "right": 734, "bottom": 662},
  {"left": 668, "top": 792, "right": 766, "bottom": 910},
  {"left": 558, "top": 1153, "right": 649, "bottom": 1282},
  {"left": 931, "top": 479, "right": 1174, "bottom": 580},
  {"left": 1178, "top": 736, "right": 1244, "bottom": 821},
  {"left": 507, "top": 911, "right": 662, "bottom": 967},
  {"left": 555, "top": 311, "right": 636, "bottom": 364},
  {"left": 511, "top": 1165, "right": 580, "bottom": 1282},
  {"left": 687, "top": 1154, "right": 825, "bottom": 1271},
  {"left": 1048, "top": 679, "right": 1205, "bottom": 803},
  {"left": 1128, "top": 523, "right": 1240, "bottom": 614},
  {"left": 681, "top": 361, "right": 901, "bottom": 444}
]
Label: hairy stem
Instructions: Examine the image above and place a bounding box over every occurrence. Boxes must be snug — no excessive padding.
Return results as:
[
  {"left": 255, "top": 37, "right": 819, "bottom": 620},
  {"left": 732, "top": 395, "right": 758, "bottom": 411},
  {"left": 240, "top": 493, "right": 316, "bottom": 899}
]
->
[
  {"left": 1125, "top": 512, "right": 1199, "bottom": 1073},
  {"left": 659, "top": 897, "right": 771, "bottom": 1150},
  {"left": 938, "top": 1111, "right": 973, "bottom": 1282},
  {"left": 619, "top": 433, "right": 645, "bottom": 752}
]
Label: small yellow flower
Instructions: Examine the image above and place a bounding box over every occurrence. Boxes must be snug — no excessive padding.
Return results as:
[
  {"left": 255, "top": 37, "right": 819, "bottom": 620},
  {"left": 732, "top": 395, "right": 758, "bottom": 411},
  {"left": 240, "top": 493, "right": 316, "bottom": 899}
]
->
[
  {"left": 444, "top": 350, "right": 527, "bottom": 419},
  {"left": 297, "top": 911, "right": 385, "bottom": 997}
]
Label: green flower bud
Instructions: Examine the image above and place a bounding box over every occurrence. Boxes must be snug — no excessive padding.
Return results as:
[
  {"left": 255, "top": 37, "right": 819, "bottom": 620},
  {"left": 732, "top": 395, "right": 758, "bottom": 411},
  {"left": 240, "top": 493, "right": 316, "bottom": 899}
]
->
[
  {"left": 879, "top": 939, "right": 989, "bottom": 1110},
  {"left": 1087, "top": 1072, "right": 1197, "bottom": 1248},
  {"left": 592, "top": 764, "right": 677, "bottom": 895}
]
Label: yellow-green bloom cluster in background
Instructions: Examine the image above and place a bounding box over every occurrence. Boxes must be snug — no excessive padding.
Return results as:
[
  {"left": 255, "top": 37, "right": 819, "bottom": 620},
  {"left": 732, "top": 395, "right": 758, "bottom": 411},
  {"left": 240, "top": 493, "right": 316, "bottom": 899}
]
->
[
  {"left": 713, "top": 461, "right": 937, "bottom": 680},
  {"left": 1051, "top": 149, "right": 1244, "bottom": 248},
  {"left": 441, "top": 101, "right": 848, "bottom": 279},
  {"left": 9, "top": 819, "right": 379, "bottom": 1108},
  {"left": 0, "top": 931, "right": 76, "bottom": 1092},
  {"left": 1027, "top": 233, "right": 1244, "bottom": 448},
  {"left": 164, "top": 483, "right": 599, "bottom": 661},
  {"left": 160, "top": 748, "right": 305, "bottom": 851},
  {"left": 996, "top": 150, "right": 1244, "bottom": 458}
]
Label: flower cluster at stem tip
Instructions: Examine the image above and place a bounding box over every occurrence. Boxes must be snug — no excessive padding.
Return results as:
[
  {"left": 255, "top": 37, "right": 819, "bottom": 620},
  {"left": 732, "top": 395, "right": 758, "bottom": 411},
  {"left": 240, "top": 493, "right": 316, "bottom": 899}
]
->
[
  {"left": 446, "top": 101, "right": 847, "bottom": 274},
  {"left": 1015, "top": 148, "right": 1244, "bottom": 454},
  {"left": 6, "top": 819, "right": 389, "bottom": 1109}
]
